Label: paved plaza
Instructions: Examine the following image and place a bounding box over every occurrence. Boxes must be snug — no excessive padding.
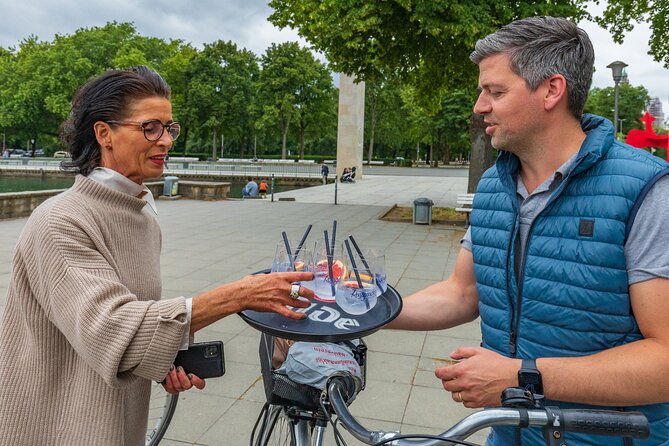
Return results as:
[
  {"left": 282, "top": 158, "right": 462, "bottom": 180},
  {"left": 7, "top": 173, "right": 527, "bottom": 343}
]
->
[{"left": 0, "top": 172, "right": 491, "bottom": 445}]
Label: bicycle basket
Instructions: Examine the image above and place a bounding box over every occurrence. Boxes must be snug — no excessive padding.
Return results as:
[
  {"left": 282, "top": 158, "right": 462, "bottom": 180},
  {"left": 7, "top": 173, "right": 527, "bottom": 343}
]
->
[{"left": 259, "top": 333, "right": 367, "bottom": 410}]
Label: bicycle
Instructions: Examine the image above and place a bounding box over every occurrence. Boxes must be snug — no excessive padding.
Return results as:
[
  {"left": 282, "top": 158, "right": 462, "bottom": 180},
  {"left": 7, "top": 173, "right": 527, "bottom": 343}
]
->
[{"left": 251, "top": 361, "right": 650, "bottom": 446}]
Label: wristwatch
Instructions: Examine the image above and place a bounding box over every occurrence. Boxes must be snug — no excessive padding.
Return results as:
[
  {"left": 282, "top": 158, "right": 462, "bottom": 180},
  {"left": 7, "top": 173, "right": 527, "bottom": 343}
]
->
[{"left": 518, "top": 358, "right": 543, "bottom": 395}]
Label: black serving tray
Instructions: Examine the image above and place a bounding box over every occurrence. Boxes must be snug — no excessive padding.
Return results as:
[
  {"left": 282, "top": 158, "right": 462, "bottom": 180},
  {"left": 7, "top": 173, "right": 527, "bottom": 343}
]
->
[{"left": 239, "top": 269, "right": 402, "bottom": 342}]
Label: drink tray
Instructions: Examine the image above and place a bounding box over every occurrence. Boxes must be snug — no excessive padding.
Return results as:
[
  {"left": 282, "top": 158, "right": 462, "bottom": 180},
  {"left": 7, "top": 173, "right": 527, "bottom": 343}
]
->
[{"left": 239, "top": 269, "right": 402, "bottom": 342}]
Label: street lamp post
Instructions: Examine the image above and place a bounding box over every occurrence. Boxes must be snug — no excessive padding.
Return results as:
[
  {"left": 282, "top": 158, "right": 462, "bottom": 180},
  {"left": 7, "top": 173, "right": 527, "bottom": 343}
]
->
[{"left": 607, "top": 61, "right": 628, "bottom": 139}]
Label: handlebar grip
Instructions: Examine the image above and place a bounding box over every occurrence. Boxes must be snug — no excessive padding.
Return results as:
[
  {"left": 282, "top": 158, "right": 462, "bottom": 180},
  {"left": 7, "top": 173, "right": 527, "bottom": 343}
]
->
[
  {"left": 326, "top": 371, "right": 360, "bottom": 403},
  {"left": 561, "top": 409, "right": 649, "bottom": 439}
]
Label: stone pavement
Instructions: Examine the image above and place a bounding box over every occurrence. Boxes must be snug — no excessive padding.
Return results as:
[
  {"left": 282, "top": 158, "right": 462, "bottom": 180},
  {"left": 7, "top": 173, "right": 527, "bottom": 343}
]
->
[
  {"left": 272, "top": 172, "right": 468, "bottom": 208},
  {"left": 0, "top": 173, "right": 490, "bottom": 445}
]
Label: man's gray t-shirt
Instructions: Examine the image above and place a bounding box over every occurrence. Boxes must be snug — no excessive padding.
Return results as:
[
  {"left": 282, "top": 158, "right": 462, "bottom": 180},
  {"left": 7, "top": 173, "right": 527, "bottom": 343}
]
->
[{"left": 461, "top": 156, "right": 669, "bottom": 285}]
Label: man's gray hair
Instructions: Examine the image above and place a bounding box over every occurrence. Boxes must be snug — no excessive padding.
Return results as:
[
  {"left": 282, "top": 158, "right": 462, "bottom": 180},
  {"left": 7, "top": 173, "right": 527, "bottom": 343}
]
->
[{"left": 470, "top": 16, "right": 594, "bottom": 119}]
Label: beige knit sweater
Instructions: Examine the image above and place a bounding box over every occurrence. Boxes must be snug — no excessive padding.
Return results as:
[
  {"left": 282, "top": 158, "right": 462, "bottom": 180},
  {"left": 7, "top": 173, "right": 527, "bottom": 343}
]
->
[{"left": 0, "top": 175, "right": 188, "bottom": 445}]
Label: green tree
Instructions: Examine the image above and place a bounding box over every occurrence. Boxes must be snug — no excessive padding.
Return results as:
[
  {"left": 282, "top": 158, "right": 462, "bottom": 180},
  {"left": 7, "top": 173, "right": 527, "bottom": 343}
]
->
[
  {"left": 293, "top": 59, "right": 335, "bottom": 159},
  {"left": 257, "top": 42, "right": 331, "bottom": 159},
  {"left": 402, "top": 87, "right": 473, "bottom": 165},
  {"left": 597, "top": 0, "right": 669, "bottom": 68},
  {"left": 584, "top": 84, "right": 650, "bottom": 136},
  {"left": 183, "top": 41, "right": 259, "bottom": 159},
  {"left": 0, "top": 23, "right": 149, "bottom": 154},
  {"left": 159, "top": 42, "right": 198, "bottom": 152},
  {"left": 269, "top": 0, "right": 590, "bottom": 190},
  {"left": 269, "top": 0, "right": 587, "bottom": 109},
  {"left": 364, "top": 78, "right": 411, "bottom": 162}
]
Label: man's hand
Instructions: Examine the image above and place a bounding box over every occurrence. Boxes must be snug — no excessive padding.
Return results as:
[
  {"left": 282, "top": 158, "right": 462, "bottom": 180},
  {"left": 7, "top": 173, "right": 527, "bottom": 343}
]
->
[
  {"left": 162, "top": 365, "right": 206, "bottom": 395},
  {"left": 435, "top": 347, "right": 521, "bottom": 408}
]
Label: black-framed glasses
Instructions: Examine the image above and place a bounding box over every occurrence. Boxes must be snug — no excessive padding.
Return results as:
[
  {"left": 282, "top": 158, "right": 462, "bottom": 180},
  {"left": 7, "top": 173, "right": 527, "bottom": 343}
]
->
[{"left": 107, "top": 119, "right": 181, "bottom": 142}]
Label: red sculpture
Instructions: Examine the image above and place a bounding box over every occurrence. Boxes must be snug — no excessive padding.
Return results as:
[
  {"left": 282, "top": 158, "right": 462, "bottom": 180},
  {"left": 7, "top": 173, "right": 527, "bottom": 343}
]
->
[{"left": 625, "top": 112, "right": 669, "bottom": 160}]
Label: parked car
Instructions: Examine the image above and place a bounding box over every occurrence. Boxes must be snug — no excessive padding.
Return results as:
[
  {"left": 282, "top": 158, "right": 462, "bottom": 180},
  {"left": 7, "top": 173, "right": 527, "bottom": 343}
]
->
[
  {"left": 8, "top": 149, "right": 26, "bottom": 158},
  {"left": 53, "top": 151, "right": 71, "bottom": 158},
  {"left": 22, "top": 149, "right": 45, "bottom": 157}
]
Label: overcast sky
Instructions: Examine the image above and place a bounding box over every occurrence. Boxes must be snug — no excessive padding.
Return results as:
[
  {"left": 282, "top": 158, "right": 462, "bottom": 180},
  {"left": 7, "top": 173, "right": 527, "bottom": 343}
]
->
[{"left": 1, "top": 0, "right": 667, "bottom": 125}]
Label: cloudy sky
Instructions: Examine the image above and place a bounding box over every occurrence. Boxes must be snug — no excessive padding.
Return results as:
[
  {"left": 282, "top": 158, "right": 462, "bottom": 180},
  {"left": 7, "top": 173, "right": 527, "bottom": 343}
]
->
[{"left": 1, "top": 0, "right": 667, "bottom": 124}]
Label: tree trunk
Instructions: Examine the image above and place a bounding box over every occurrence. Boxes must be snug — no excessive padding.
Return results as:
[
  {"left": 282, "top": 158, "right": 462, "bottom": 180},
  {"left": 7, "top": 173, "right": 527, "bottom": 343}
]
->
[
  {"left": 443, "top": 141, "right": 451, "bottom": 166},
  {"left": 212, "top": 128, "right": 217, "bottom": 161},
  {"left": 182, "top": 127, "right": 189, "bottom": 155},
  {"left": 468, "top": 113, "right": 495, "bottom": 193},
  {"left": 281, "top": 124, "right": 289, "bottom": 159},
  {"left": 299, "top": 124, "right": 306, "bottom": 160}
]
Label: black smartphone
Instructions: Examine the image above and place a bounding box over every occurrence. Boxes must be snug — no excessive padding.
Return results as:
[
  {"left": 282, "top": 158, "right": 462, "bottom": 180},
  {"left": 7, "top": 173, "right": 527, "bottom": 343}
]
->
[{"left": 173, "top": 341, "right": 225, "bottom": 379}]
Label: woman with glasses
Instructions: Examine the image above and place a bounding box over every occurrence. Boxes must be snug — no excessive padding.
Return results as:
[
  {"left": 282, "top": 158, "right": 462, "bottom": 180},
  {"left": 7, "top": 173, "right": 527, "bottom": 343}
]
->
[{"left": 0, "top": 66, "right": 314, "bottom": 445}]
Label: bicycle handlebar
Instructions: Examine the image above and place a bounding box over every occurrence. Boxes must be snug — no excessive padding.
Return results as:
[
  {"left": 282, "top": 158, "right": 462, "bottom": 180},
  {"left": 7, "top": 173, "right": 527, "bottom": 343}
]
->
[{"left": 326, "top": 374, "right": 650, "bottom": 446}]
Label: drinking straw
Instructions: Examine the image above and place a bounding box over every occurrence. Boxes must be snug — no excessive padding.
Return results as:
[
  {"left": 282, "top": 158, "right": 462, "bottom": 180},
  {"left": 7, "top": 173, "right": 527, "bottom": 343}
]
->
[
  {"left": 324, "top": 230, "right": 336, "bottom": 295},
  {"left": 348, "top": 235, "right": 372, "bottom": 276},
  {"left": 331, "top": 220, "right": 337, "bottom": 253},
  {"left": 344, "top": 239, "right": 369, "bottom": 310},
  {"left": 281, "top": 231, "right": 295, "bottom": 271},
  {"left": 293, "top": 224, "right": 313, "bottom": 258},
  {"left": 349, "top": 234, "right": 383, "bottom": 294}
]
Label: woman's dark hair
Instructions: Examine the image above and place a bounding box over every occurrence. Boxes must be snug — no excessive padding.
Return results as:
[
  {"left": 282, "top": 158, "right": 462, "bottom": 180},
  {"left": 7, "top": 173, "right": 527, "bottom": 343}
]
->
[{"left": 60, "top": 66, "right": 171, "bottom": 175}]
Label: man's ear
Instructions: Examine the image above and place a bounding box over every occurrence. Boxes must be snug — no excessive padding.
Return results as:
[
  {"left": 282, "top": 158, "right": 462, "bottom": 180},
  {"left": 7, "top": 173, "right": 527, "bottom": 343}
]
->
[
  {"left": 93, "top": 121, "right": 112, "bottom": 150},
  {"left": 543, "top": 74, "right": 568, "bottom": 112}
]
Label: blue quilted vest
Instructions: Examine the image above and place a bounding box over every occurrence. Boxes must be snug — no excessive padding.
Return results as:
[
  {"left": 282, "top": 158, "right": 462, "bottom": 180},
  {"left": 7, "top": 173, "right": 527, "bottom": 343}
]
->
[{"left": 471, "top": 115, "right": 669, "bottom": 445}]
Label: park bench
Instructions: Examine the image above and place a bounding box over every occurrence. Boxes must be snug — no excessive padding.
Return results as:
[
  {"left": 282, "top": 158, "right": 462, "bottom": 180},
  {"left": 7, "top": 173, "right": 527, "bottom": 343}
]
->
[{"left": 455, "top": 193, "right": 475, "bottom": 226}]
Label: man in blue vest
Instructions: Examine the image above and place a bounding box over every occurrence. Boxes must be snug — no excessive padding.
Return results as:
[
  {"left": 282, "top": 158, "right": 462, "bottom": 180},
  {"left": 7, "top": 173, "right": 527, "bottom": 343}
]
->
[{"left": 388, "top": 16, "right": 669, "bottom": 445}]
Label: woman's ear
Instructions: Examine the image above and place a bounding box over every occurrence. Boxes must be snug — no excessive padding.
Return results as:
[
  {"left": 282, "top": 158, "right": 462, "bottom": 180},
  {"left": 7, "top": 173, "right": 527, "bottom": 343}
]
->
[
  {"left": 93, "top": 121, "right": 112, "bottom": 150},
  {"left": 543, "top": 74, "right": 568, "bottom": 112}
]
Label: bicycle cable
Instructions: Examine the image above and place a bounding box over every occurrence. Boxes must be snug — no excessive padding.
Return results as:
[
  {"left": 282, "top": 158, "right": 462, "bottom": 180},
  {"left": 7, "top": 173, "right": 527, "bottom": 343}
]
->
[
  {"left": 320, "top": 397, "right": 349, "bottom": 446},
  {"left": 332, "top": 418, "right": 349, "bottom": 446},
  {"left": 371, "top": 433, "right": 482, "bottom": 446}
]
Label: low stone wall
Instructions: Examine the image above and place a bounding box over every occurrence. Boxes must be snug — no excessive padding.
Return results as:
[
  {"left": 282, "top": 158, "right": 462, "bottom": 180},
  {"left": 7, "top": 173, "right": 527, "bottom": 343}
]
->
[
  {"left": 0, "top": 181, "right": 231, "bottom": 220},
  {"left": 176, "top": 180, "right": 230, "bottom": 200},
  {"left": 0, "top": 189, "right": 66, "bottom": 219}
]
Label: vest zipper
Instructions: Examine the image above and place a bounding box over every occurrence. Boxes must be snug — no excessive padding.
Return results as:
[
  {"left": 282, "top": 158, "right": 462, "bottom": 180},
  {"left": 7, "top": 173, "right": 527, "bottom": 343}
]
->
[
  {"left": 510, "top": 171, "right": 575, "bottom": 359},
  {"left": 506, "top": 219, "right": 518, "bottom": 356}
]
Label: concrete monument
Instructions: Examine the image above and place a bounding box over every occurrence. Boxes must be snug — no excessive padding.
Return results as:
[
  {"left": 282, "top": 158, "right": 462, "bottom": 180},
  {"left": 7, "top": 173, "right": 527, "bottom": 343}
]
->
[{"left": 336, "top": 74, "right": 365, "bottom": 181}]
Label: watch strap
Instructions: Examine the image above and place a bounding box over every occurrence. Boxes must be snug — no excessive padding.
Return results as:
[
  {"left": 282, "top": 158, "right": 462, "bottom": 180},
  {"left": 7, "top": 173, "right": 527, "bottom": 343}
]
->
[{"left": 522, "top": 358, "right": 536, "bottom": 371}]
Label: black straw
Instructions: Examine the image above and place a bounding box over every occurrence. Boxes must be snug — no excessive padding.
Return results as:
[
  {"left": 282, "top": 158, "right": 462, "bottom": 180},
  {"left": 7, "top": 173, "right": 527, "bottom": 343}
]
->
[
  {"left": 331, "top": 221, "right": 337, "bottom": 254},
  {"left": 344, "top": 239, "right": 369, "bottom": 310},
  {"left": 349, "top": 235, "right": 383, "bottom": 294},
  {"left": 294, "top": 224, "right": 312, "bottom": 258},
  {"left": 348, "top": 235, "right": 372, "bottom": 276},
  {"left": 281, "top": 231, "right": 295, "bottom": 271},
  {"left": 324, "top": 230, "right": 336, "bottom": 295}
]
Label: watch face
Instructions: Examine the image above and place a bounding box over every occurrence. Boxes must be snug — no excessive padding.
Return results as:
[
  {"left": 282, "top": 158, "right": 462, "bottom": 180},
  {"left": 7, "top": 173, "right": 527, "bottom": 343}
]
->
[{"left": 519, "top": 370, "right": 543, "bottom": 394}]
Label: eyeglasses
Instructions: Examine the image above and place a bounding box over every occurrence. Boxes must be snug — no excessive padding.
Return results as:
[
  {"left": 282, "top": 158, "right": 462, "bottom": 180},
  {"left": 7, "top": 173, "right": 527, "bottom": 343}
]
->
[{"left": 107, "top": 119, "right": 181, "bottom": 142}]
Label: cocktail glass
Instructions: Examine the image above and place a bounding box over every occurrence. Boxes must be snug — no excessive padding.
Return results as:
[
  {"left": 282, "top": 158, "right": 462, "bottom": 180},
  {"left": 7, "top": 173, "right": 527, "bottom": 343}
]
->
[
  {"left": 272, "top": 241, "right": 314, "bottom": 291},
  {"left": 335, "top": 264, "right": 377, "bottom": 315},
  {"left": 310, "top": 241, "right": 344, "bottom": 302},
  {"left": 360, "top": 248, "right": 387, "bottom": 297}
]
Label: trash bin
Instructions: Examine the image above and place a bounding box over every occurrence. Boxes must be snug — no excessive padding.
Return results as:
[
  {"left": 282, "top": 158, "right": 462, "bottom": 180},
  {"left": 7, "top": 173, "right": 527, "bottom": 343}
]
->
[
  {"left": 163, "top": 176, "right": 179, "bottom": 197},
  {"left": 413, "top": 197, "right": 434, "bottom": 225}
]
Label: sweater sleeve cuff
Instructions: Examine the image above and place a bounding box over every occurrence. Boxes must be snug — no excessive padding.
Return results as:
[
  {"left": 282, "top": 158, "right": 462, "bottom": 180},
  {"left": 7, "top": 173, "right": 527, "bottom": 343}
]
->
[{"left": 132, "top": 298, "right": 187, "bottom": 381}]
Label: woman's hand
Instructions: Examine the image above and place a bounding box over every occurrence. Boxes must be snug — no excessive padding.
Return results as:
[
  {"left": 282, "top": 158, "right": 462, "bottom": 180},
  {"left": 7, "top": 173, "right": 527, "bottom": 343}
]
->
[
  {"left": 234, "top": 272, "right": 315, "bottom": 318},
  {"left": 162, "top": 365, "right": 206, "bottom": 395},
  {"left": 190, "top": 271, "right": 316, "bottom": 333}
]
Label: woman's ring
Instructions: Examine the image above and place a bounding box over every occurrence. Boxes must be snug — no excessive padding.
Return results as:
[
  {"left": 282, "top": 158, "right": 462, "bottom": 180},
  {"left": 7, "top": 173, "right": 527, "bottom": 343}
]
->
[{"left": 290, "top": 284, "right": 300, "bottom": 299}]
